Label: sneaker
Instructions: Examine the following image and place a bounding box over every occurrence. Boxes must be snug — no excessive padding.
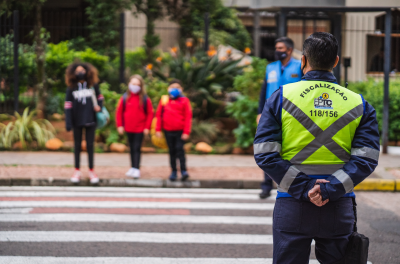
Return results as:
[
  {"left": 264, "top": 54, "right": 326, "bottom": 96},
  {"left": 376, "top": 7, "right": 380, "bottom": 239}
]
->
[
  {"left": 125, "top": 168, "right": 136, "bottom": 177},
  {"left": 181, "top": 171, "right": 189, "bottom": 182},
  {"left": 259, "top": 190, "right": 271, "bottom": 199},
  {"left": 126, "top": 168, "right": 140, "bottom": 179},
  {"left": 70, "top": 170, "right": 81, "bottom": 183},
  {"left": 169, "top": 171, "right": 178, "bottom": 182},
  {"left": 89, "top": 170, "right": 99, "bottom": 184}
]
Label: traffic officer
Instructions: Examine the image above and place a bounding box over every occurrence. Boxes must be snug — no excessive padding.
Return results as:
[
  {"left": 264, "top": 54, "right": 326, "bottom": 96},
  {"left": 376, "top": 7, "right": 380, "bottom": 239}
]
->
[
  {"left": 254, "top": 32, "right": 380, "bottom": 263},
  {"left": 257, "top": 37, "right": 302, "bottom": 199}
]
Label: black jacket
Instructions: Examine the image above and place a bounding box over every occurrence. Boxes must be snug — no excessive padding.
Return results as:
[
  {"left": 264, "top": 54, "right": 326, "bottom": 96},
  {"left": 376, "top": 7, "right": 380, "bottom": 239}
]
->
[{"left": 64, "top": 82, "right": 103, "bottom": 130}]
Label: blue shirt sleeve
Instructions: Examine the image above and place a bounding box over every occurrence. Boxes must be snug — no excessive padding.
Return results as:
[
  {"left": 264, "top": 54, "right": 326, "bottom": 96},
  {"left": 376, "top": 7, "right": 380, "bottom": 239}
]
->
[
  {"left": 254, "top": 88, "right": 316, "bottom": 200},
  {"left": 320, "top": 101, "right": 380, "bottom": 201}
]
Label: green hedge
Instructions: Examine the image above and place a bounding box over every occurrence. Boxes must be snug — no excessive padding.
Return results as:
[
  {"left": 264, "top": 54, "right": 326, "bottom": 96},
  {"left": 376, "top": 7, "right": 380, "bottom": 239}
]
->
[{"left": 348, "top": 79, "right": 400, "bottom": 143}]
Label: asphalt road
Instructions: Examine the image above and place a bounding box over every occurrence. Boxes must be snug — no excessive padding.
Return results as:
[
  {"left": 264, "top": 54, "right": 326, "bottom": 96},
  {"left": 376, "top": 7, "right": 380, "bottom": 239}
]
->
[{"left": 0, "top": 186, "right": 399, "bottom": 263}]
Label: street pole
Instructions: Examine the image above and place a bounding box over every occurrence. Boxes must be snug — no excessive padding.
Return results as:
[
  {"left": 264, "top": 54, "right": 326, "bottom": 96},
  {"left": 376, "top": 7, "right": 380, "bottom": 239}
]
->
[
  {"left": 13, "top": 10, "right": 19, "bottom": 113},
  {"left": 204, "top": 11, "right": 209, "bottom": 51},
  {"left": 382, "top": 9, "right": 392, "bottom": 154},
  {"left": 253, "top": 11, "right": 261, "bottom": 57},
  {"left": 119, "top": 12, "right": 125, "bottom": 90}
]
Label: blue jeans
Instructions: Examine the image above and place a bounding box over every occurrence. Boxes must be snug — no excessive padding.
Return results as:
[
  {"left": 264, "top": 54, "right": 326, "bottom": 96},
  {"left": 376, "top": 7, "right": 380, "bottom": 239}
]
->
[
  {"left": 261, "top": 172, "right": 273, "bottom": 192},
  {"left": 273, "top": 197, "right": 354, "bottom": 264}
]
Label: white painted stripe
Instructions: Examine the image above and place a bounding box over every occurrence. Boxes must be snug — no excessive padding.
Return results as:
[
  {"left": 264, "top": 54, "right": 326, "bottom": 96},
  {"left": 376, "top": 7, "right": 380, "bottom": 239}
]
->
[
  {"left": 0, "top": 191, "right": 276, "bottom": 200},
  {"left": 0, "top": 186, "right": 263, "bottom": 194},
  {"left": 0, "top": 208, "right": 33, "bottom": 214},
  {"left": 0, "top": 201, "right": 273, "bottom": 210},
  {"left": 0, "top": 257, "right": 352, "bottom": 264},
  {"left": 0, "top": 214, "right": 272, "bottom": 225},
  {"left": 0, "top": 231, "right": 273, "bottom": 244}
]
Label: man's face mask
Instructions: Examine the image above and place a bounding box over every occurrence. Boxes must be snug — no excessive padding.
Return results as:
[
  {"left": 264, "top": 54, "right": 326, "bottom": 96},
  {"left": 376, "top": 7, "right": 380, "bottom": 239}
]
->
[
  {"left": 169, "top": 88, "right": 181, "bottom": 99},
  {"left": 275, "top": 50, "right": 288, "bottom": 61}
]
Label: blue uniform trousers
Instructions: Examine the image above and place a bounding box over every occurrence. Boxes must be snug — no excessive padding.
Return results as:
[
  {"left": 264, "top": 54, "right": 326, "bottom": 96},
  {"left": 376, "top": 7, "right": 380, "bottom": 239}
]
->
[
  {"left": 261, "top": 172, "right": 273, "bottom": 192},
  {"left": 273, "top": 197, "right": 354, "bottom": 264}
]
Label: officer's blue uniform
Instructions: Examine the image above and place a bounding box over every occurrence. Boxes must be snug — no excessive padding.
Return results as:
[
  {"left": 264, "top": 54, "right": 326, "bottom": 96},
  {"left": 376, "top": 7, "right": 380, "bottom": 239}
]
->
[
  {"left": 258, "top": 58, "right": 302, "bottom": 193},
  {"left": 254, "top": 71, "right": 380, "bottom": 263}
]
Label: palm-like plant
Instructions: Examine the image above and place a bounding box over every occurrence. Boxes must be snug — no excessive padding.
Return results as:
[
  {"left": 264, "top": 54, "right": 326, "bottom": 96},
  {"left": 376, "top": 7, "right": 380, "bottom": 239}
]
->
[
  {"left": 0, "top": 108, "right": 55, "bottom": 149},
  {"left": 154, "top": 48, "right": 244, "bottom": 119}
]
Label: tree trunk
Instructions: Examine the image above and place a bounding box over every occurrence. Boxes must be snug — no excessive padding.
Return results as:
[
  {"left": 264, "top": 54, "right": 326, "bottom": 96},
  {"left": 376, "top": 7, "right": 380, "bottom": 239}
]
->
[{"left": 34, "top": 2, "right": 46, "bottom": 118}]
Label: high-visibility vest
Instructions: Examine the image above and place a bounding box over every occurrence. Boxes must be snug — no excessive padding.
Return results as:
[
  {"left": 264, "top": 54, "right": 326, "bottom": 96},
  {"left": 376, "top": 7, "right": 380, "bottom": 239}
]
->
[
  {"left": 281, "top": 80, "right": 363, "bottom": 175},
  {"left": 265, "top": 59, "right": 302, "bottom": 99}
]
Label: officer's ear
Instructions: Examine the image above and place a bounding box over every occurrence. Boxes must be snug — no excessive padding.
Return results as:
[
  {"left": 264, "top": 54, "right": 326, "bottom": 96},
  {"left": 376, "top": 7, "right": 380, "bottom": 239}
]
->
[{"left": 333, "top": 56, "right": 339, "bottom": 68}]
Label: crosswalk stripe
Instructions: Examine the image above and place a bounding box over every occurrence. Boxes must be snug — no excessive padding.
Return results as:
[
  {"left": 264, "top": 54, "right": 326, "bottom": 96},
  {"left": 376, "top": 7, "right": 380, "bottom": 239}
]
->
[
  {"left": 0, "top": 191, "right": 276, "bottom": 200},
  {"left": 0, "top": 231, "right": 273, "bottom": 244},
  {"left": 0, "top": 214, "right": 272, "bottom": 225},
  {"left": 0, "top": 257, "right": 330, "bottom": 264},
  {"left": 0, "top": 201, "right": 274, "bottom": 210}
]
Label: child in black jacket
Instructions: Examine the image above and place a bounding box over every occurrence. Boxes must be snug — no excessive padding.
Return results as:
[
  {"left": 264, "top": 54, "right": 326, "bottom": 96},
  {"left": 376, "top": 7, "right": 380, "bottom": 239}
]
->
[{"left": 64, "top": 62, "right": 103, "bottom": 184}]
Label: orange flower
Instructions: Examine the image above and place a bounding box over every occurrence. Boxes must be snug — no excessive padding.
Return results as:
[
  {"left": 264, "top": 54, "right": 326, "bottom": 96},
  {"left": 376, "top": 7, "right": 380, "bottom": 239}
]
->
[
  {"left": 146, "top": 64, "right": 153, "bottom": 70},
  {"left": 207, "top": 49, "right": 217, "bottom": 57},
  {"left": 209, "top": 45, "right": 216, "bottom": 51},
  {"left": 244, "top": 47, "right": 251, "bottom": 54},
  {"left": 186, "top": 40, "right": 193, "bottom": 48},
  {"left": 220, "top": 56, "right": 227, "bottom": 61},
  {"left": 170, "top": 47, "right": 178, "bottom": 53},
  {"left": 156, "top": 57, "right": 162, "bottom": 62},
  {"left": 226, "top": 49, "right": 232, "bottom": 56}
]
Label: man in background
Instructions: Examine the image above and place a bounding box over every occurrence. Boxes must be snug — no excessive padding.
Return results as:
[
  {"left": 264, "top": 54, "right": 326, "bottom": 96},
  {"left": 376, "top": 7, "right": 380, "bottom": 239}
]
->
[{"left": 257, "top": 37, "right": 302, "bottom": 199}]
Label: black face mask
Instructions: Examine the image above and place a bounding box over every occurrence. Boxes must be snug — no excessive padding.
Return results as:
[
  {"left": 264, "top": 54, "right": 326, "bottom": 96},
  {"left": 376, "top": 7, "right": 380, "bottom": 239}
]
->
[
  {"left": 76, "top": 72, "right": 86, "bottom": 81},
  {"left": 275, "top": 51, "right": 288, "bottom": 61}
]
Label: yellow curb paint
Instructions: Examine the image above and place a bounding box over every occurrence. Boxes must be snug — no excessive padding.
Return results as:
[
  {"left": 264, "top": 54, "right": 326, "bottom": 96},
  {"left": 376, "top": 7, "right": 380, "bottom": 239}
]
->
[
  {"left": 354, "top": 179, "right": 395, "bottom": 191},
  {"left": 396, "top": 180, "right": 400, "bottom": 192}
]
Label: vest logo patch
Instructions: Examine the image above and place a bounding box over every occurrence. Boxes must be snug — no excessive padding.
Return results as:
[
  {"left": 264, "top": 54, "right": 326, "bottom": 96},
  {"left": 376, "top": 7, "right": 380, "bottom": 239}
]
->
[
  {"left": 267, "top": 70, "right": 278, "bottom": 83},
  {"left": 314, "top": 93, "right": 333, "bottom": 109},
  {"left": 291, "top": 74, "right": 299, "bottom": 78}
]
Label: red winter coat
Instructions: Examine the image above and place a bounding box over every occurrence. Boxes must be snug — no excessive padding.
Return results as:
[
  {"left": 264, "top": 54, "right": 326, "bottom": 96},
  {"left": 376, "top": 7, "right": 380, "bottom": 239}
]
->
[
  {"left": 116, "top": 93, "right": 153, "bottom": 133},
  {"left": 155, "top": 96, "right": 192, "bottom": 135}
]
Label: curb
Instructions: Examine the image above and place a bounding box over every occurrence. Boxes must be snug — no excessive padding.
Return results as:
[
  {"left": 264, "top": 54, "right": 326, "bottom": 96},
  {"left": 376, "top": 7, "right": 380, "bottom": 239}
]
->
[
  {"left": 0, "top": 178, "right": 399, "bottom": 191},
  {"left": 0, "top": 178, "right": 261, "bottom": 189}
]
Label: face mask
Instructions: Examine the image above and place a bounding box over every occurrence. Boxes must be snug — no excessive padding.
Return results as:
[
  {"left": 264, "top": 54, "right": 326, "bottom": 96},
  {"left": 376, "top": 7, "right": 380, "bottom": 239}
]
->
[
  {"left": 275, "top": 51, "right": 288, "bottom": 61},
  {"left": 129, "top": 84, "right": 141, "bottom": 94},
  {"left": 169, "top": 88, "right": 181, "bottom": 99},
  {"left": 76, "top": 72, "right": 86, "bottom": 81}
]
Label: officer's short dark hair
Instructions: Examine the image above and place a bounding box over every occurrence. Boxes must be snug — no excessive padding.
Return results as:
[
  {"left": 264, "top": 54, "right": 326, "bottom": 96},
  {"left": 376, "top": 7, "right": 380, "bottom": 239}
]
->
[
  {"left": 303, "top": 32, "right": 338, "bottom": 71},
  {"left": 275, "top": 37, "right": 294, "bottom": 50}
]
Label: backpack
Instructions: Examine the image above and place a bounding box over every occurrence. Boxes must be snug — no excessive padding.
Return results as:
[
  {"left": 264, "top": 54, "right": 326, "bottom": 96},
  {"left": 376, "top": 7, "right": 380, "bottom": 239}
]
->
[{"left": 121, "top": 93, "right": 148, "bottom": 126}]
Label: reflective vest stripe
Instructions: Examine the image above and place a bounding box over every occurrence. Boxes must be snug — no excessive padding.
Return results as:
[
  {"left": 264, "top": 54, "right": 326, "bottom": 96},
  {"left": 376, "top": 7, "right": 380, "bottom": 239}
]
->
[
  {"left": 351, "top": 147, "right": 379, "bottom": 161},
  {"left": 295, "top": 164, "right": 344, "bottom": 175},
  {"left": 333, "top": 169, "right": 354, "bottom": 193},
  {"left": 282, "top": 97, "right": 323, "bottom": 137},
  {"left": 277, "top": 165, "right": 300, "bottom": 192},
  {"left": 254, "top": 142, "right": 282, "bottom": 155},
  {"left": 286, "top": 102, "right": 364, "bottom": 164}
]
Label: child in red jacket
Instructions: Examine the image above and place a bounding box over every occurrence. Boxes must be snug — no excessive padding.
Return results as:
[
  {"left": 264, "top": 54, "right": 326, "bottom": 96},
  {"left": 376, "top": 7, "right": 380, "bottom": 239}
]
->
[
  {"left": 155, "top": 79, "right": 192, "bottom": 181},
  {"left": 116, "top": 75, "right": 153, "bottom": 178}
]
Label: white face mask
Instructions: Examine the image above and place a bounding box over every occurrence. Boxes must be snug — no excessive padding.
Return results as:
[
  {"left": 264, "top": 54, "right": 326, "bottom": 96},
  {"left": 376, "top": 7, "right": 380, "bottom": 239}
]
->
[{"left": 129, "top": 84, "right": 141, "bottom": 94}]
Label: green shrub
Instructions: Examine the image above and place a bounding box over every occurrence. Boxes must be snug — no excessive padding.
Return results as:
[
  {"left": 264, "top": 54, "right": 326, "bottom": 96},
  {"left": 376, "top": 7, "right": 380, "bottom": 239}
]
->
[
  {"left": 226, "top": 95, "right": 258, "bottom": 148},
  {"left": 145, "top": 77, "right": 168, "bottom": 106},
  {"left": 232, "top": 57, "right": 267, "bottom": 100},
  {"left": 190, "top": 120, "right": 220, "bottom": 144},
  {"left": 227, "top": 57, "right": 267, "bottom": 148},
  {"left": 154, "top": 48, "right": 244, "bottom": 119},
  {"left": 0, "top": 108, "right": 55, "bottom": 149},
  {"left": 348, "top": 79, "right": 400, "bottom": 143}
]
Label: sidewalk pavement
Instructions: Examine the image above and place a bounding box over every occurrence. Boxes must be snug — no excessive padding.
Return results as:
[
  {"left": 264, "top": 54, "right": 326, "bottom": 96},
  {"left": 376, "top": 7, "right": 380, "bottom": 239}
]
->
[{"left": 0, "top": 151, "right": 399, "bottom": 190}]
